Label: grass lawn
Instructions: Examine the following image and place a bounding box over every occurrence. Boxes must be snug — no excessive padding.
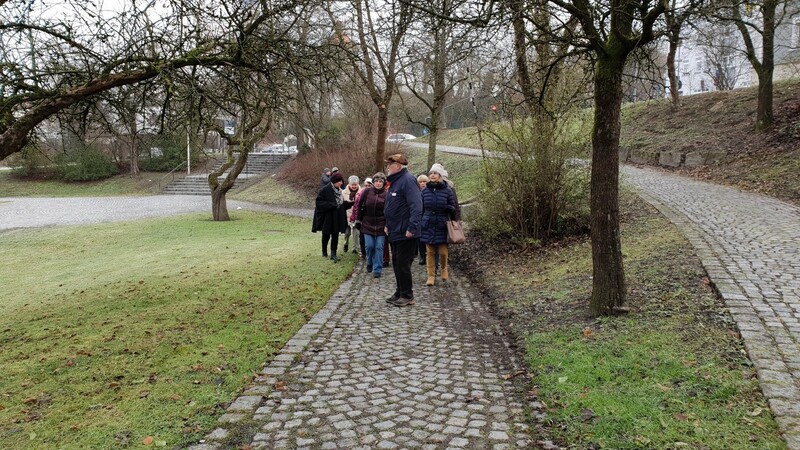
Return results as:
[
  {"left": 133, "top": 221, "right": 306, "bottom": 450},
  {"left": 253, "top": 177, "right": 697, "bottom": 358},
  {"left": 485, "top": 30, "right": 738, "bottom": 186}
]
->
[
  {"left": 404, "top": 146, "right": 484, "bottom": 202},
  {"left": 0, "top": 172, "right": 164, "bottom": 197},
  {"left": 0, "top": 211, "right": 354, "bottom": 449},
  {"left": 454, "top": 192, "right": 785, "bottom": 449},
  {"left": 231, "top": 175, "right": 313, "bottom": 208}
]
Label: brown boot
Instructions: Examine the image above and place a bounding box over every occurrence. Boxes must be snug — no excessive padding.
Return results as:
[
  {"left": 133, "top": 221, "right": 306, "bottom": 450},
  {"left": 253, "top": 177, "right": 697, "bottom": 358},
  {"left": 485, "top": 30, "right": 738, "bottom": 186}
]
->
[
  {"left": 440, "top": 244, "right": 449, "bottom": 282},
  {"left": 426, "top": 244, "right": 436, "bottom": 286}
]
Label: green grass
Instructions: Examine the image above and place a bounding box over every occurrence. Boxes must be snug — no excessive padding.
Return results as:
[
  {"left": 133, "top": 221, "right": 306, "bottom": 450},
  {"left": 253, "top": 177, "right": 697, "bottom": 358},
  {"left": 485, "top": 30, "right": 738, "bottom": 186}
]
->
[
  {"left": 404, "top": 146, "right": 484, "bottom": 202},
  {"left": 0, "top": 212, "right": 354, "bottom": 449},
  {"left": 473, "top": 193, "right": 785, "bottom": 448},
  {"left": 0, "top": 172, "right": 163, "bottom": 197},
  {"left": 230, "top": 175, "right": 313, "bottom": 207}
]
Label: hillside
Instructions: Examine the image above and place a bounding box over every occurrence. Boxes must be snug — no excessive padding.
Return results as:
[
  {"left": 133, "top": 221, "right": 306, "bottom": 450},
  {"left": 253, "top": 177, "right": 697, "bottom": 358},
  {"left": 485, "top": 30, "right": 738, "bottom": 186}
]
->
[
  {"left": 430, "top": 79, "right": 800, "bottom": 206},
  {"left": 620, "top": 79, "right": 800, "bottom": 205}
]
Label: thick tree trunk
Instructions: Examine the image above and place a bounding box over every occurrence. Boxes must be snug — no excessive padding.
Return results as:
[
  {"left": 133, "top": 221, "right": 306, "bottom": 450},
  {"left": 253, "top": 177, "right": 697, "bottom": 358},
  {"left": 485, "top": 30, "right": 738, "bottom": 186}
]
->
[
  {"left": 375, "top": 107, "right": 388, "bottom": 173},
  {"left": 211, "top": 188, "right": 229, "bottom": 221},
  {"left": 589, "top": 55, "right": 626, "bottom": 316}
]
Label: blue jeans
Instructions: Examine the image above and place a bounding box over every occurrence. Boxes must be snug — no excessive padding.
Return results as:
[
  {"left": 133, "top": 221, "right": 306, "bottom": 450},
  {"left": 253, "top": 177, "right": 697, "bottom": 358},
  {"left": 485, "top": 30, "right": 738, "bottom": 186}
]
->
[{"left": 364, "top": 234, "right": 385, "bottom": 274}]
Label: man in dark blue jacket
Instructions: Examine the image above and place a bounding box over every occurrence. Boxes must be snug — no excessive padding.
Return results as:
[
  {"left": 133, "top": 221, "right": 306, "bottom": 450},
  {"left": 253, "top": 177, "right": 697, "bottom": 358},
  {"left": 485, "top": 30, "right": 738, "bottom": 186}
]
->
[{"left": 383, "top": 153, "right": 422, "bottom": 307}]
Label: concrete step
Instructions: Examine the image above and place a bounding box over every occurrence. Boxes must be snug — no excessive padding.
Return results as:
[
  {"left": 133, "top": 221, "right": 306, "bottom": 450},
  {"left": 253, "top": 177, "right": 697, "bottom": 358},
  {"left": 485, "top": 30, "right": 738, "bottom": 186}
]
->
[{"left": 162, "top": 153, "right": 292, "bottom": 195}]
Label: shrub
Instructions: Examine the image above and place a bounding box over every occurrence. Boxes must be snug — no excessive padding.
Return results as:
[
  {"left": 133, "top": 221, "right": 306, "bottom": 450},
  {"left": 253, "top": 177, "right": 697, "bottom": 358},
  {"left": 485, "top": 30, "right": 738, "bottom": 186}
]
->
[
  {"left": 56, "top": 145, "right": 120, "bottom": 181},
  {"left": 9, "top": 141, "right": 58, "bottom": 179},
  {"left": 138, "top": 135, "right": 195, "bottom": 172},
  {"left": 470, "top": 115, "right": 590, "bottom": 244}
]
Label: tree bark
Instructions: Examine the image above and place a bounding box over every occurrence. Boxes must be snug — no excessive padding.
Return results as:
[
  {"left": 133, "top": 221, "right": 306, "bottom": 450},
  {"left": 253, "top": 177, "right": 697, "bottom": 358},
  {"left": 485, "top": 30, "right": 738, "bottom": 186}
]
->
[
  {"left": 589, "top": 54, "right": 627, "bottom": 316},
  {"left": 666, "top": 30, "right": 681, "bottom": 107},
  {"left": 756, "top": 0, "right": 775, "bottom": 131},
  {"left": 211, "top": 188, "right": 230, "bottom": 221},
  {"left": 375, "top": 106, "right": 388, "bottom": 172}
]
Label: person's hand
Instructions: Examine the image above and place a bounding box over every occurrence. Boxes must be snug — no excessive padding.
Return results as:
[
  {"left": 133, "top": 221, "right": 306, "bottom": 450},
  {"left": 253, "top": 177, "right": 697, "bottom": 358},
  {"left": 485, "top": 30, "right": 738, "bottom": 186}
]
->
[
  {"left": 405, "top": 231, "right": 413, "bottom": 238},
  {"left": 384, "top": 227, "right": 388, "bottom": 235}
]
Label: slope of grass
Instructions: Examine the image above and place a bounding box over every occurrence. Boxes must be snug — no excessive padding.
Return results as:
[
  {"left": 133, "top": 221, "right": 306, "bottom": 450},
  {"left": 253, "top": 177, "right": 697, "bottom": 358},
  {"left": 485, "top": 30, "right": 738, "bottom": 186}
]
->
[
  {"left": 231, "top": 175, "right": 313, "bottom": 207},
  {"left": 0, "top": 171, "right": 164, "bottom": 197},
  {"left": 453, "top": 192, "right": 785, "bottom": 448},
  {"left": 0, "top": 212, "right": 354, "bottom": 449}
]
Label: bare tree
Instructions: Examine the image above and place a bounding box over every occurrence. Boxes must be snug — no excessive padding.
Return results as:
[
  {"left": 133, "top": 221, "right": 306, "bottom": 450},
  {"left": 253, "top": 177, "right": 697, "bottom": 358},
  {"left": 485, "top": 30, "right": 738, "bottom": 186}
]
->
[
  {"left": 0, "top": 0, "right": 327, "bottom": 162},
  {"left": 695, "top": 23, "right": 747, "bottom": 91},
  {"left": 400, "top": 0, "right": 488, "bottom": 168},
  {"left": 544, "top": 0, "right": 667, "bottom": 315},
  {"left": 332, "top": 0, "right": 415, "bottom": 172},
  {"left": 715, "top": 0, "right": 797, "bottom": 130}
]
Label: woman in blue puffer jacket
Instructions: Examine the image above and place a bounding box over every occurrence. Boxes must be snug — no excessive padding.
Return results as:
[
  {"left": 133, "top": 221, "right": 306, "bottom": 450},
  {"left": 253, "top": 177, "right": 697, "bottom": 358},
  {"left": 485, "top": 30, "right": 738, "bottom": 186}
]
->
[{"left": 420, "top": 163, "right": 456, "bottom": 286}]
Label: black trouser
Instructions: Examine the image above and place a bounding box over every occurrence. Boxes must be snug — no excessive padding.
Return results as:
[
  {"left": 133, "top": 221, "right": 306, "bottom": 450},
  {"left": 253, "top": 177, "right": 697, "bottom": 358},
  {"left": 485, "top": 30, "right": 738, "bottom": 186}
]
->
[
  {"left": 360, "top": 231, "right": 366, "bottom": 256},
  {"left": 322, "top": 232, "right": 339, "bottom": 256},
  {"left": 391, "top": 239, "right": 417, "bottom": 299}
]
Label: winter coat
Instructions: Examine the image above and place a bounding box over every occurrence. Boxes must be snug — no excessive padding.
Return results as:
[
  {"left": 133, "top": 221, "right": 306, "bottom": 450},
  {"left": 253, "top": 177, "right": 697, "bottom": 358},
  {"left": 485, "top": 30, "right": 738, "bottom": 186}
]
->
[
  {"left": 342, "top": 186, "right": 362, "bottom": 218},
  {"left": 421, "top": 181, "right": 457, "bottom": 245},
  {"left": 384, "top": 167, "right": 422, "bottom": 242},
  {"left": 319, "top": 173, "right": 331, "bottom": 189},
  {"left": 355, "top": 187, "right": 387, "bottom": 236},
  {"left": 312, "top": 183, "right": 348, "bottom": 234}
]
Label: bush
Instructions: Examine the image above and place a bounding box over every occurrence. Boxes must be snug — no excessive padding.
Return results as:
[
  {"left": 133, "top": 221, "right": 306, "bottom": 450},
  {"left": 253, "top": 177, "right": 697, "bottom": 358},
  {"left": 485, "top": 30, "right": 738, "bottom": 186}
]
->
[
  {"left": 56, "top": 145, "right": 120, "bottom": 181},
  {"left": 470, "top": 115, "right": 590, "bottom": 244},
  {"left": 138, "top": 135, "right": 195, "bottom": 172},
  {"left": 8, "top": 142, "right": 58, "bottom": 179}
]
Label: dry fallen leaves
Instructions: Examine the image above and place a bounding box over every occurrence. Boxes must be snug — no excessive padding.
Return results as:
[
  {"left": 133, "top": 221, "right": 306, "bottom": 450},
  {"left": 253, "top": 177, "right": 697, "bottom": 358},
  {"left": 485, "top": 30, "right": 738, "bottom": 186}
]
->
[
  {"left": 275, "top": 380, "right": 287, "bottom": 391},
  {"left": 582, "top": 327, "right": 593, "bottom": 337},
  {"left": 142, "top": 436, "right": 154, "bottom": 445}
]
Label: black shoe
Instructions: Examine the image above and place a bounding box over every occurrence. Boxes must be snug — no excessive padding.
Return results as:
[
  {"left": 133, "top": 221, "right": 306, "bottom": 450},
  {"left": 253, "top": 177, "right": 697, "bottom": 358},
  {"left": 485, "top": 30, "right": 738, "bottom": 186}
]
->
[
  {"left": 418, "top": 259, "right": 425, "bottom": 265},
  {"left": 344, "top": 244, "right": 349, "bottom": 253},
  {"left": 331, "top": 255, "right": 339, "bottom": 262},
  {"left": 386, "top": 293, "right": 399, "bottom": 304},
  {"left": 366, "top": 266, "right": 373, "bottom": 273},
  {"left": 352, "top": 249, "right": 357, "bottom": 254},
  {"left": 391, "top": 296, "right": 415, "bottom": 307},
  {"left": 322, "top": 253, "right": 328, "bottom": 258},
  {"left": 373, "top": 272, "right": 381, "bottom": 278}
]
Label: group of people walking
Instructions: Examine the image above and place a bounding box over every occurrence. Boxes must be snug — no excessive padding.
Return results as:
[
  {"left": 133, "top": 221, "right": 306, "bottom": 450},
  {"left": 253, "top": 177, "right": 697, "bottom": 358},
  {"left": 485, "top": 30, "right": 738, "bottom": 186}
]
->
[{"left": 312, "top": 154, "right": 460, "bottom": 307}]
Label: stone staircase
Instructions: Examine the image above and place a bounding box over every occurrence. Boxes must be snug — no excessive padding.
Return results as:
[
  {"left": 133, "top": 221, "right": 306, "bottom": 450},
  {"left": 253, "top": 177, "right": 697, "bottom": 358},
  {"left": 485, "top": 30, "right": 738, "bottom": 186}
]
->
[{"left": 162, "top": 153, "right": 293, "bottom": 195}]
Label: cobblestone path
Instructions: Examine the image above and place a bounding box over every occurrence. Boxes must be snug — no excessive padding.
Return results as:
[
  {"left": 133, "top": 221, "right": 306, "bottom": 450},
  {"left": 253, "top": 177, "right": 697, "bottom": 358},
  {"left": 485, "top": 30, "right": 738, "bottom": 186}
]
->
[
  {"left": 623, "top": 165, "right": 800, "bottom": 448},
  {"left": 191, "top": 262, "right": 533, "bottom": 449}
]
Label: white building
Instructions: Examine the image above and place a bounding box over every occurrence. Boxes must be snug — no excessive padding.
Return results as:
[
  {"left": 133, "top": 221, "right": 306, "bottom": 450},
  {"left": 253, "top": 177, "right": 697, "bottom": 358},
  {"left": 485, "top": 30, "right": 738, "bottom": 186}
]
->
[{"left": 667, "top": 7, "right": 800, "bottom": 96}]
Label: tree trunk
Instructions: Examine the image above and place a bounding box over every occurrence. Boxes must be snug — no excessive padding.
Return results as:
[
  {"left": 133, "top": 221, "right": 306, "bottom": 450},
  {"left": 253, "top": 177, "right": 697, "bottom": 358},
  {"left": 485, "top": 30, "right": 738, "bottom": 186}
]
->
[
  {"left": 666, "top": 31, "right": 681, "bottom": 107},
  {"left": 589, "top": 55, "right": 626, "bottom": 316},
  {"left": 375, "top": 106, "right": 388, "bottom": 173},
  {"left": 129, "top": 140, "right": 140, "bottom": 175},
  {"left": 211, "top": 187, "right": 229, "bottom": 221},
  {"left": 756, "top": 0, "right": 775, "bottom": 131}
]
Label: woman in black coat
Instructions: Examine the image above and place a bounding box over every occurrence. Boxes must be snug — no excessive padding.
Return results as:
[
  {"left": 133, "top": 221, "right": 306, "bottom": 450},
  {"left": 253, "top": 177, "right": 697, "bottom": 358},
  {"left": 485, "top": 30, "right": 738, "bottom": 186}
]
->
[{"left": 312, "top": 172, "right": 348, "bottom": 261}]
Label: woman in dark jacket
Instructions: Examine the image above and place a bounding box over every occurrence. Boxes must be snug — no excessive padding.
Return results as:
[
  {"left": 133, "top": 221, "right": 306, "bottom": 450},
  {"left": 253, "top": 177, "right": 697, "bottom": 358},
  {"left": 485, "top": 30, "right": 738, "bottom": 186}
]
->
[
  {"left": 353, "top": 172, "right": 388, "bottom": 278},
  {"left": 421, "top": 163, "right": 456, "bottom": 286},
  {"left": 312, "top": 172, "right": 348, "bottom": 262}
]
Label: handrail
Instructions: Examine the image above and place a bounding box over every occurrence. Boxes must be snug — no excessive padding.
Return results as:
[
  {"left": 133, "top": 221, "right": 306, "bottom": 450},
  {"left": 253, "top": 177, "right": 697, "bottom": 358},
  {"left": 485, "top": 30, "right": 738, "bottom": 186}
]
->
[{"left": 157, "top": 161, "right": 188, "bottom": 190}]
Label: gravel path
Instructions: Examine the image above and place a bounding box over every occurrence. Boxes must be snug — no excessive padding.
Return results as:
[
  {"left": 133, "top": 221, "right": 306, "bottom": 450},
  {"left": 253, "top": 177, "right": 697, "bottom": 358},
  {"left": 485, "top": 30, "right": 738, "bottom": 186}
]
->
[{"left": 0, "top": 196, "right": 312, "bottom": 231}]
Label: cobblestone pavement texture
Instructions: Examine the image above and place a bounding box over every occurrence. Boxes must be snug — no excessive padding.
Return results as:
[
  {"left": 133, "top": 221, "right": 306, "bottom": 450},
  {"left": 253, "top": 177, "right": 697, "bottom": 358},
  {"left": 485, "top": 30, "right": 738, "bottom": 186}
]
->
[
  {"left": 0, "top": 196, "right": 312, "bottom": 230},
  {"left": 190, "top": 261, "right": 533, "bottom": 450},
  {"left": 623, "top": 165, "right": 800, "bottom": 448}
]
